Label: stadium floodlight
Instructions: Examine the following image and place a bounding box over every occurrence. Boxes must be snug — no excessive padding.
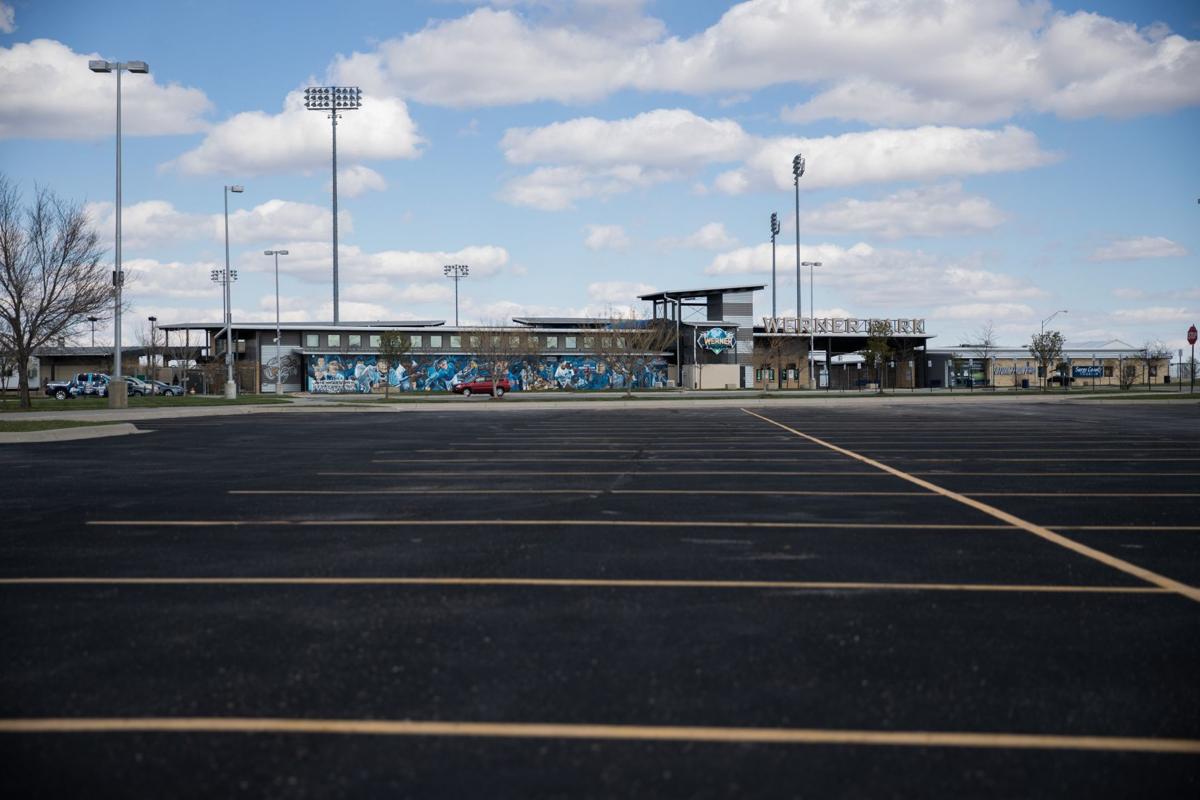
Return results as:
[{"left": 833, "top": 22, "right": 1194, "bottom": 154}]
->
[
  {"left": 444, "top": 264, "right": 470, "bottom": 326},
  {"left": 802, "top": 261, "right": 824, "bottom": 388},
  {"left": 793, "top": 152, "right": 806, "bottom": 359},
  {"left": 89, "top": 58, "right": 150, "bottom": 407},
  {"left": 305, "top": 86, "right": 362, "bottom": 324},
  {"left": 769, "top": 213, "right": 780, "bottom": 320}
]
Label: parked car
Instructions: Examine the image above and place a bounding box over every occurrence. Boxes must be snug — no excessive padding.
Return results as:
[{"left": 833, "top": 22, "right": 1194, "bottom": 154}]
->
[
  {"left": 43, "top": 378, "right": 76, "bottom": 400},
  {"left": 117, "top": 376, "right": 151, "bottom": 396},
  {"left": 452, "top": 377, "right": 512, "bottom": 397},
  {"left": 72, "top": 373, "right": 109, "bottom": 397},
  {"left": 151, "top": 380, "right": 184, "bottom": 396}
]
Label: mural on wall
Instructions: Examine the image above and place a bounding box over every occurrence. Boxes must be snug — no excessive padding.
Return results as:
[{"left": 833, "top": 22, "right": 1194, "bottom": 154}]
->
[
  {"left": 261, "top": 353, "right": 301, "bottom": 385},
  {"left": 305, "top": 354, "right": 670, "bottom": 394}
]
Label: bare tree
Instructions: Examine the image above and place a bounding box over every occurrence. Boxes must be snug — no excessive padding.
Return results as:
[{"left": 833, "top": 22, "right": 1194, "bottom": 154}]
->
[
  {"left": 973, "top": 320, "right": 998, "bottom": 390},
  {"left": 592, "top": 315, "right": 675, "bottom": 396},
  {"left": 860, "top": 320, "right": 892, "bottom": 394},
  {"left": 377, "top": 330, "right": 411, "bottom": 399},
  {"left": 0, "top": 333, "right": 15, "bottom": 395},
  {"left": 1137, "top": 340, "right": 1171, "bottom": 391},
  {"left": 468, "top": 323, "right": 539, "bottom": 397},
  {"left": 754, "top": 333, "right": 791, "bottom": 390},
  {"left": 0, "top": 177, "right": 112, "bottom": 408},
  {"left": 1028, "top": 330, "right": 1065, "bottom": 391}
]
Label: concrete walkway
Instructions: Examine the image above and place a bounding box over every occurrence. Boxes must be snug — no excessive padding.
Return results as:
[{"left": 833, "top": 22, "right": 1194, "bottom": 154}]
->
[{"left": 3, "top": 388, "right": 1195, "bottom": 424}]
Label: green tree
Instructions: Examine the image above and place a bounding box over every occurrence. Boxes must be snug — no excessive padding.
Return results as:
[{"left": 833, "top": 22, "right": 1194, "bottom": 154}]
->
[
  {"left": 860, "top": 320, "right": 893, "bottom": 394},
  {"left": 1028, "top": 330, "right": 1065, "bottom": 392}
]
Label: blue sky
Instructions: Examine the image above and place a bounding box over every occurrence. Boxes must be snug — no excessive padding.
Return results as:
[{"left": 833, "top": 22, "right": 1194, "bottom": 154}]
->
[{"left": 1, "top": 0, "right": 1197, "bottom": 351}]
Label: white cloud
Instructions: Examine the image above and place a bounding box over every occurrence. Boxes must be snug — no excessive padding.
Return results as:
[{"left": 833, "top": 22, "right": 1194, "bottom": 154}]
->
[
  {"left": 705, "top": 241, "right": 1043, "bottom": 312},
  {"left": 501, "top": 164, "right": 676, "bottom": 210},
  {"left": 724, "top": 125, "right": 1058, "bottom": 194},
  {"left": 501, "top": 109, "right": 1056, "bottom": 206},
  {"left": 166, "top": 90, "right": 422, "bottom": 176},
  {"left": 660, "top": 222, "right": 737, "bottom": 250},
  {"left": 241, "top": 242, "right": 510, "bottom": 284},
  {"left": 799, "top": 183, "right": 1007, "bottom": 239},
  {"left": 583, "top": 224, "right": 630, "bottom": 251},
  {"left": 0, "top": 2, "right": 15, "bottom": 34},
  {"left": 588, "top": 281, "right": 657, "bottom": 304},
  {"left": 325, "top": 1, "right": 1200, "bottom": 122},
  {"left": 1112, "top": 288, "right": 1146, "bottom": 300},
  {"left": 501, "top": 109, "right": 748, "bottom": 168},
  {"left": 333, "top": 165, "right": 388, "bottom": 198},
  {"left": 1112, "top": 306, "right": 1194, "bottom": 323},
  {"left": 0, "top": 39, "right": 212, "bottom": 139},
  {"left": 85, "top": 199, "right": 346, "bottom": 249},
  {"left": 1089, "top": 236, "right": 1187, "bottom": 262},
  {"left": 122, "top": 258, "right": 227, "bottom": 300}
]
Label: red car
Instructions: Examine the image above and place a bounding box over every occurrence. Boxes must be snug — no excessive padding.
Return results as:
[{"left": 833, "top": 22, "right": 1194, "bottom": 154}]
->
[{"left": 452, "top": 377, "right": 512, "bottom": 397}]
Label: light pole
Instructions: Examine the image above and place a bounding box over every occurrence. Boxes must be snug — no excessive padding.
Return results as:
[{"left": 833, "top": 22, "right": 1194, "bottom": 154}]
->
[
  {"left": 223, "top": 184, "right": 243, "bottom": 398},
  {"left": 89, "top": 58, "right": 149, "bottom": 407},
  {"left": 1040, "top": 309, "right": 1067, "bottom": 388},
  {"left": 210, "top": 267, "right": 237, "bottom": 392},
  {"left": 792, "top": 153, "right": 805, "bottom": 329},
  {"left": 305, "top": 86, "right": 361, "bottom": 325},
  {"left": 87, "top": 316, "right": 99, "bottom": 347},
  {"left": 147, "top": 315, "right": 157, "bottom": 383},
  {"left": 443, "top": 264, "right": 469, "bottom": 326},
  {"left": 769, "top": 213, "right": 780, "bottom": 320},
  {"left": 264, "top": 249, "right": 289, "bottom": 395},
  {"left": 803, "top": 261, "right": 823, "bottom": 388}
]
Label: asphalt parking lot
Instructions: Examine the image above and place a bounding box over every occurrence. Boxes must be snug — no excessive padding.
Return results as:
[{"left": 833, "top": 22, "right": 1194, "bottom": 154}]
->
[{"left": 1, "top": 401, "right": 1198, "bottom": 797}]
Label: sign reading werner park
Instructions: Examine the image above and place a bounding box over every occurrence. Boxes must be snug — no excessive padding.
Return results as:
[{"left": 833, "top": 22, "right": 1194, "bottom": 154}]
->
[
  {"left": 763, "top": 317, "right": 926, "bottom": 335},
  {"left": 696, "top": 327, "right": 735, "bottom": 354}
]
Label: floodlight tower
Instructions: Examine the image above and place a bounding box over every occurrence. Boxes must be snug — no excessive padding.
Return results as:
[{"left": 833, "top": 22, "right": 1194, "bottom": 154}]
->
[
  {"left": 444, "top": 264, "right": 470, "bottom": 326},
  {"left": 304, "top": 86, "right": 361, "bottom": 324},
  {"left": 792, "top": 153, "right": 805, "bottom": 333},
  {"left": 769, "top": 213, "right": 781, "bottom": 320}
]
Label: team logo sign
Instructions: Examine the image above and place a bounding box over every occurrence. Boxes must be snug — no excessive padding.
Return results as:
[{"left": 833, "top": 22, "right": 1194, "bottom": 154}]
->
[{"left": 697, "top": 327, "right": 734, "bottom": 354}]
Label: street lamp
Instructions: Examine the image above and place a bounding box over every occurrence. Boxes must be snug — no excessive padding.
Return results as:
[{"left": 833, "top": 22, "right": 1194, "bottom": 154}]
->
[
  {"left": 802, "top": 261, "right": 823, "bottom": 388},
  {"left": 769, "top": 213, "right": 780, "bottom": 320},
  {"left": 222, "top": 184, "right": 243, "bottom": 398},
  {"left": 87, "top": 316, "right": 99, "bottom": 347},
  {"left": 264, "top": 249, "right": 290, "bottom": 395},
  {"left": 1040, "top": 309, "right": 1067, "bottom": 388},
  {"left": 147, "top": 315, "right": 157, "bottom": 383},
  {"left": 443, "top": 264, "right": 469, "bottom": 326},
  {"left": 89, "top": 58, "right": 149, "bottom": 407},
  {"left": 304, "top": 86, "right": 361, "bottom": 325}
]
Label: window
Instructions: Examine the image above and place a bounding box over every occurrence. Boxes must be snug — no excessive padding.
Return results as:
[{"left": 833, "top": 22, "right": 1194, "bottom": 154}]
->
[
  {"left": 470, "top": 335, "right": 481, "bottom": 348},
  {"left": 544, "top": 336, "right": 558, "bottom": 349},
  {"left": 565, "top": 336, "right": 577, "bottom": 349},
  {"left": 369, "top": 335, "right": 381, "bottom": 348},
  {"left": 1104, "top": 365, "right": 1114, "bottom": 378},
  {"left": 1149, "top": 365, "right": 1158, "bottom": 377},
  {"left": 305, "top": 334, "right": 319, "bottom": 348},
  {"left": 348, "top": 335, "right": 361, "bottom": 348},
  {"left": 582, "top": 336, "right": 594, "bottom": 348},
  {"left": 767, "top": 368, "right": 775, "bottom": 380},
  {"left": 430, "top": 335, "right": 442, "bottom": 348},
  {"left": 755, "top": 369, "right": 764, "bottom": 382},
  {"left": 450, "top": 335, "right": 461, "bottom": 349},
  {"left": 409, "top": 335, "right": 422, "bottom": 348},
  {"left": 328, "top": 334, "right": 341, "bottom": 348},
  {"left": 615, "top": 337, "right": 625, "bottom": 349},
  {"left": 510, "top": 336, "right": 521, "bottom": 348}
]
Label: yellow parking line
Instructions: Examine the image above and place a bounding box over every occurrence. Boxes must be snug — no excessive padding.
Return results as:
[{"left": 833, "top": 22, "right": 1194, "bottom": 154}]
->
[
  {"left": 741, "top": 409, "right": 1200, "bottom": 604},
  {"left": 85, "top": 519, "right": 1012, "bottom": 530},
  {"left": 0, "top": 577, "right": 1165, "bottom": 594},
  {"left": 0, "top": 718, "right": 1195, "bottom": 753},
  {"left": 320, "top": 471, "right": 887, "bottom": 477},
  {"left": 228, "top": 489, "right": 930, "bottom": 497}
]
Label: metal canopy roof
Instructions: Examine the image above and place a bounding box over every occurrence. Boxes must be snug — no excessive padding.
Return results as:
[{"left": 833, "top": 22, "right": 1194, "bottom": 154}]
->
[
  {"left": 158, "top": 320, "right": 445, "bottom": 331},
  {"left": 639, "top": 285, "right": 765, "bottom": 301}
]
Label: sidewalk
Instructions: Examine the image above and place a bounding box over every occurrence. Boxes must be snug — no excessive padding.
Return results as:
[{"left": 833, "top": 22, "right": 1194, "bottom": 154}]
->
[{"left": 6, "top": 387, "right": 1195, "bottom": 423}]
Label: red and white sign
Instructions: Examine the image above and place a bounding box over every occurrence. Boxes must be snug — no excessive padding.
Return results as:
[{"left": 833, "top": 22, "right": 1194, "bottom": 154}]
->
[{"left": 1189, "top": 325, "right": 1197, "bottom": 346}]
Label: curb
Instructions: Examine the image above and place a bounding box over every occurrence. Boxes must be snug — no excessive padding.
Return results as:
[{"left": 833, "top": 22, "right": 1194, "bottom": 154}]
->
[{"left": 0, "top": 423, "right": 144, "bottom": 444}]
